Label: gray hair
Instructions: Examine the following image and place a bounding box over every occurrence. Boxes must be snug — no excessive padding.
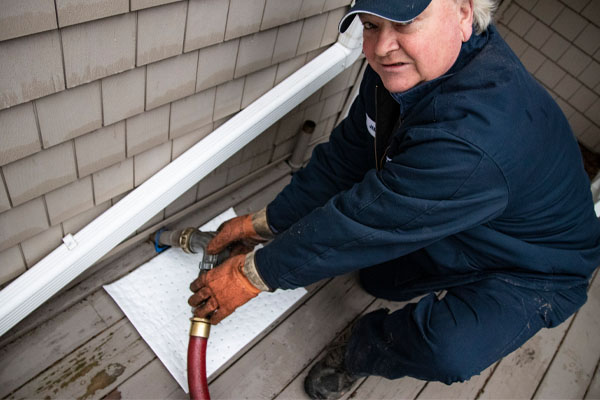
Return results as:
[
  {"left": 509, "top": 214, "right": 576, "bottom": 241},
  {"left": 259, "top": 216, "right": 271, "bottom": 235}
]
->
[{"left": 470, "top": 0, "right": 498, "bottom": 34}]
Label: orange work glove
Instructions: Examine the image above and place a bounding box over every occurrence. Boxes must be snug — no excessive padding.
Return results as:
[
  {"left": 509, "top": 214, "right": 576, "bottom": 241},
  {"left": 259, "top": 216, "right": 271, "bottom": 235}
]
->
[
  {"left": 207, "top": 208, "right": 274, "bottom": 257},
  {"left": 188, "top": 253, "right": 261, "bottom": 324}
]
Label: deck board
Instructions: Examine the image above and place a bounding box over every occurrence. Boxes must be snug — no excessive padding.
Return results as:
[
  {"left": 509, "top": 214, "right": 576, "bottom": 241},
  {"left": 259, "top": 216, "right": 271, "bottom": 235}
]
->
[
  {"left": 7, "top": 318, "right": 154, "bottom": 400},
  {"left": 533, "top": 272, "right": 600, "bottom": 399},
  {"left": 585, "top": 361, "right": 600, "bottom": 399},
  {"left": 350, "top": 375, "right": 427, "bottom": 399},
  {"left": 477, "top": 317, "right": 573, "bottom": 399},
  {"left": 416, "top": 364, "right": 497, "bottom": 400},
  {"left": 0, "top": 298, "right": 109, "bottom": 398},
  {"left": 105, "top": 358, "right": 180, "bottom": 400}
]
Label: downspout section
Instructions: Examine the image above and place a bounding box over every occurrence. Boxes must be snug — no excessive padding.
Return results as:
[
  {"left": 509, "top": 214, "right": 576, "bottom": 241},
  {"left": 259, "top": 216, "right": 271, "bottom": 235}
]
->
[{"left": 0, "top": 18, "right": 363, "bottom": 337}]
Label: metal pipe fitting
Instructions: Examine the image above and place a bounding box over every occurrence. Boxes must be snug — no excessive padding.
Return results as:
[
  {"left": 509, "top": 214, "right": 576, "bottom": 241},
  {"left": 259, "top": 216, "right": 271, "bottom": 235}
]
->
[
  {"left": 155, "top": 228, "right": 230, "bottom": 271},
  {"left": 190, "top": 317, "right": 211, "bottom": 338},
  {"left": 289, "top": 120, "right": 316, "bottom": 172}
]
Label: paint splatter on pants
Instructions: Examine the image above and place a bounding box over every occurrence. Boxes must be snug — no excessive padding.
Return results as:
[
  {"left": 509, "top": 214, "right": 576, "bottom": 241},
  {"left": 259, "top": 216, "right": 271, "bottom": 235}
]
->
[{"left": 345, "top": 251, "right": 589, "bottom": 384}]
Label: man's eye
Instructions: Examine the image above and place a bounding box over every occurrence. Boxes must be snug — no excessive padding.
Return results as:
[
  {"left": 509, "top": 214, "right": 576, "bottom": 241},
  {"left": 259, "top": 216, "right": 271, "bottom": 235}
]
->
[{"left": 362, "top": 22, "right": 376, "bottom": 30}]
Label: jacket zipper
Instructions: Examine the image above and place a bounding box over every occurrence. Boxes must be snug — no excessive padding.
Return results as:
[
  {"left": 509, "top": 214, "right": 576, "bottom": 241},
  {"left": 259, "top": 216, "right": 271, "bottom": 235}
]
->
[{"left": 374, "top": 84, "right": 380, "bottom": 170}]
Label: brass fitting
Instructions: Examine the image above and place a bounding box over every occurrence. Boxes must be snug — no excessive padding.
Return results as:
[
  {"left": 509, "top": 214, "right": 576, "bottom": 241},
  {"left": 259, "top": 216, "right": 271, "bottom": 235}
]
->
[
  {"left": 179, "top": 227, "right": 198, "bottom": 254},
  {"left": 190, "top": 317, "right": 211, "bottom": 338}
]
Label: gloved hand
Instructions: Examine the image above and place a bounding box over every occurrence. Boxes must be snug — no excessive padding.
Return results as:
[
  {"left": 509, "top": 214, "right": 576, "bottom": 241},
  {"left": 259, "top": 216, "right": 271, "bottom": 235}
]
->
[
  {"left": 207, "top": 208, "right": 274, "bottom": 256},
  {"left": 188, "top": 253, "right": 263, "bottom": 324}
]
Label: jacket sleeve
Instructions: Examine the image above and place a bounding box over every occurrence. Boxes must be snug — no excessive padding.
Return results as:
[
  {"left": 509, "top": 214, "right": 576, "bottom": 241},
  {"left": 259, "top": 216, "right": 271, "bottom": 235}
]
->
[
  {"left": 255, "top": 128, "right": 509, "bottom": 290},
  {"left": 266, "top": 69, "right": 377, "bottom": 233}
]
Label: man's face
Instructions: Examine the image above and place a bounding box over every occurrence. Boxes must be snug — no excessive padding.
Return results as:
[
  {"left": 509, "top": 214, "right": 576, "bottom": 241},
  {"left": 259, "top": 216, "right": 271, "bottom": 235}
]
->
[{"left": 360, "top": 0, "right": 473, "bottom": 93}]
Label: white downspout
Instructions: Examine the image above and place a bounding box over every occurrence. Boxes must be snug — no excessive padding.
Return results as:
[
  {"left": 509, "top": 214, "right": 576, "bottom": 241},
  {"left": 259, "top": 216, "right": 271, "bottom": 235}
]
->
[{"left": 0, "top": 19, "right": 363, "bottom": 337}]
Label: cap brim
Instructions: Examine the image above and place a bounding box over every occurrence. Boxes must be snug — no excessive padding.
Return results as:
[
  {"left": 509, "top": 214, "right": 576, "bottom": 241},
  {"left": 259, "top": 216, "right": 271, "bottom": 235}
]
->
[
  {"left": 338, "top": 0, "right": 432, "bottom": 33},
  {"left": 339, "top": 10, "right": 415, "bottom": 33}
]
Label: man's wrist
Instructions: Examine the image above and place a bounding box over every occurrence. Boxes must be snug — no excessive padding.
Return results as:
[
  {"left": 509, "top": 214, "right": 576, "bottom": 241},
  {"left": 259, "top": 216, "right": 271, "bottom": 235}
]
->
[
  {"left": 251, "top": 208, "right": 275, "bottom": 239},
  {"left": 243, "top": 251, "right": 272, "bottom": 292}
]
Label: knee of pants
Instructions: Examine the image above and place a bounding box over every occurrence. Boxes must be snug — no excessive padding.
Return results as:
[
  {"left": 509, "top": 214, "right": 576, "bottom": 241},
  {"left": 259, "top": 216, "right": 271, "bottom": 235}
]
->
[
  {"left": 420, "top": 335, "right": 488, "bottom": 384},
  {"left": 346, "top": 305, "right": 489, "bottom": 384}
]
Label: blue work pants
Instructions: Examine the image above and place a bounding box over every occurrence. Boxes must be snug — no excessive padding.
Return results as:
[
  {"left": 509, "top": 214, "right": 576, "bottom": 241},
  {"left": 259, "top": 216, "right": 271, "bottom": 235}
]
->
[{"left": 345, "top": 252, "right": 589, "bottom": 384}]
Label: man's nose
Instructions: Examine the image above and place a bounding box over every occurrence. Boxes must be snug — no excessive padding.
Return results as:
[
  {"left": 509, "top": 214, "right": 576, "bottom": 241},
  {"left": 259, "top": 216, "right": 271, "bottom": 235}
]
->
[{"left": 373, "top": 29, "right": 400, "bottom": 57}]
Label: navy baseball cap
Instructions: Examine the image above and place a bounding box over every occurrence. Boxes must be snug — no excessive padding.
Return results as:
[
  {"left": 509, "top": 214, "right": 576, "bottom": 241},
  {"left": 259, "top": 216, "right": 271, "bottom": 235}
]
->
[{"left": 339, "top": 0, "right": 433, "bottom": 32}]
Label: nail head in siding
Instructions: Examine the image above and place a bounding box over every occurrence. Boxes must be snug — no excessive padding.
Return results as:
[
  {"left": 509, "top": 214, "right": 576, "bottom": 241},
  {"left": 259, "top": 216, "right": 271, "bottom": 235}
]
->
[
  {"left": 0, "top": 31, "right": 65, "bottom": 110},
  {"left": 0, "top": 0, "right": 57, "bottom": 41}
]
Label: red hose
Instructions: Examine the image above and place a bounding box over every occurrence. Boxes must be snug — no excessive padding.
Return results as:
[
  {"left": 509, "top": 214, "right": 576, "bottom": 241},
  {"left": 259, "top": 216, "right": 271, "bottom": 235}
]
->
[{"left": 188, "top": 318, "right": 211, "bottom": 400}]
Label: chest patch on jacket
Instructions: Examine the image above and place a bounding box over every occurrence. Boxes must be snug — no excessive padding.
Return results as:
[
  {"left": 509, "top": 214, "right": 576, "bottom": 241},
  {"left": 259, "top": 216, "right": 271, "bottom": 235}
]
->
[{"left": 366, "top": 113, "right": 376, "bottom": 137}]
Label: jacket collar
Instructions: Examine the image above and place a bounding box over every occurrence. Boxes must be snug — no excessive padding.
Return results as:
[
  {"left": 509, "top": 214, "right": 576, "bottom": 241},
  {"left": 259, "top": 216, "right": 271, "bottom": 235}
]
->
[{"left": 389, "top": 26, "right": 491, "bottom": 116}]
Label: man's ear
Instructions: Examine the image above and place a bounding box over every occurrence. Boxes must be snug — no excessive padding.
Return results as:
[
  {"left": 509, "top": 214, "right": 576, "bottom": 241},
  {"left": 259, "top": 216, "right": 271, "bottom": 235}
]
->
[{"left": 458, "top": 0, "right": 474, "bottom": 41}]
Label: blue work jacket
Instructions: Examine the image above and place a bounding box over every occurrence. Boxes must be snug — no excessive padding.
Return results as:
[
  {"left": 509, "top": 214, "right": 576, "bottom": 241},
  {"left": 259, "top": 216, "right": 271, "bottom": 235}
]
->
[{"left": 255, "top": 26, "right": 600, "bottom": 291}]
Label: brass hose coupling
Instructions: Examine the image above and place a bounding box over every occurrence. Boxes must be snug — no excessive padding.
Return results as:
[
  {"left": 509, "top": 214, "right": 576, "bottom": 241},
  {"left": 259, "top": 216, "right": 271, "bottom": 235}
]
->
[
  {"left": 179, "top": 227, "right": 198, "bottom": 254},
  {"left": 190, "top": 317, "right": 211, "bottom": 338}
]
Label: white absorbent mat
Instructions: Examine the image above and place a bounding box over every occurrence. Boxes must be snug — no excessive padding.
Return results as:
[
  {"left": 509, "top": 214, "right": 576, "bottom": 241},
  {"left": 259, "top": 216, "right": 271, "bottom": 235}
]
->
[{"left": 104, "top": 208, "right": 307, "bottom": 392}]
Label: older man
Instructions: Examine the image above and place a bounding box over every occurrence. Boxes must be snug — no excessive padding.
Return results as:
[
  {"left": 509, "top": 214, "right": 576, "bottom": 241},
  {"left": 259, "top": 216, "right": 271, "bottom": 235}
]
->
[{"left": 189, "top": 0, "right": 600, "bottom": 398}]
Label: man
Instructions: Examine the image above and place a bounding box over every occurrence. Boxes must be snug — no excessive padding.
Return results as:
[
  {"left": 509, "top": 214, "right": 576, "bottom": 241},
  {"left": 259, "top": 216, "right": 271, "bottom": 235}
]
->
[{"left": 189, "top": 0, "right": 600, "bottom": 398}]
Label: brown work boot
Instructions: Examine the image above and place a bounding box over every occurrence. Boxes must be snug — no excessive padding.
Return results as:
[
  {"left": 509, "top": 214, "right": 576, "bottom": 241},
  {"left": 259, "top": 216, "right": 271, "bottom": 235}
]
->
[{"left": 304, "top": 325, "right": 359, "bottom": 399}]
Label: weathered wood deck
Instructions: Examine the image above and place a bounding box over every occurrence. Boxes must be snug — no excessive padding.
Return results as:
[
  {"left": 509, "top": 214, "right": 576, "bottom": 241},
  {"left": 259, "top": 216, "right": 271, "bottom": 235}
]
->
[{"left": 2, "top": 168, "right": 599, "bottom": 400}]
